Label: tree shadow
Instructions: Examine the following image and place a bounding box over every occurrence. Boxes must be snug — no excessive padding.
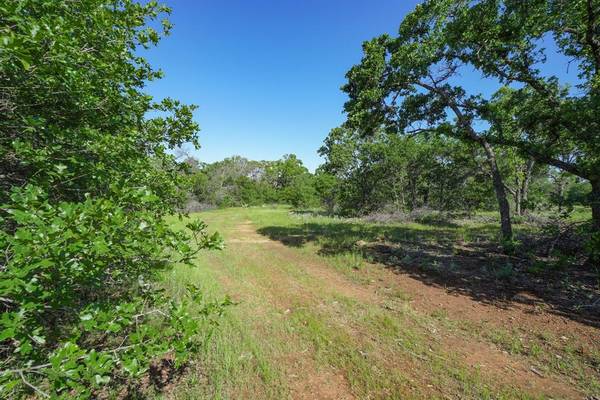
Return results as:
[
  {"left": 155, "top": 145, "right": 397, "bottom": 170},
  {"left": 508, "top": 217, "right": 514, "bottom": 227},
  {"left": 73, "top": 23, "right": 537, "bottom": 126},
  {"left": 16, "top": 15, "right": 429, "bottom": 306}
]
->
[
  {"left": 257, "top": 220, "right": 600, "bottom": 328},
  {"left": 290, "top": 209, "right": 332, "bottom": 218}
]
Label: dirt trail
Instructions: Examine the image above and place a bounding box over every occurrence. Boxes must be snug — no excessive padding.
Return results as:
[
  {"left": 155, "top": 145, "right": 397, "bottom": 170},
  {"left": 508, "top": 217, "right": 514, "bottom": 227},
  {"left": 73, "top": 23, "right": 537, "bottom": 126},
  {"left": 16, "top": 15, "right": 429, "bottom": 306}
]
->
[
  {"left": 216, "top": 221, "right": 356, "bottom": 400},
  {"left": 210, "top": 217, "right": 593, "bottom": 399}
]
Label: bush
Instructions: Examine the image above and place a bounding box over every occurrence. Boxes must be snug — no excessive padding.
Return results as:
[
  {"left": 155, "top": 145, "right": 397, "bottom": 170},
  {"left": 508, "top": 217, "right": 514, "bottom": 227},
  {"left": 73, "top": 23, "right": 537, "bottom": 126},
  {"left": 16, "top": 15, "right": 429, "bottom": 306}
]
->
[
  {"left": 0, "top": 1, "right": 228, "bottom": 397},
  {"left": 0, "top": 185, "right": 226, "bottom": 398}
]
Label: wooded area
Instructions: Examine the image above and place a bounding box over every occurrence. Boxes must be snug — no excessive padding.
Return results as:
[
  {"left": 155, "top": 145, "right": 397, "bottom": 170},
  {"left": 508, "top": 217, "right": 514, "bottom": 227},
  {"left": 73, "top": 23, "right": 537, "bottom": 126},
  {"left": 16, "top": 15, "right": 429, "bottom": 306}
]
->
[{"left": 1, "top": 0, "right": 599, "bottom": 399}]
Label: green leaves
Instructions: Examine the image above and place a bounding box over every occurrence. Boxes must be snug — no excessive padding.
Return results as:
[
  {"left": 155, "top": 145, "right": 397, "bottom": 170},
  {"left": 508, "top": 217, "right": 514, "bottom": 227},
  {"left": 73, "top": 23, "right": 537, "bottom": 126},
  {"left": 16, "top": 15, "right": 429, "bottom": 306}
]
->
[
  {"left": 1, "top": 0, "right": 200, "bottom": 208},
  {"left": 0, "top": 187, "right": 229, "bottom": 397},
  {"left": 341, "top": 0, "right": 600, "bottom": 233},
  {"left": 0, "top": 1, "right": 226, "bottom": 397}
]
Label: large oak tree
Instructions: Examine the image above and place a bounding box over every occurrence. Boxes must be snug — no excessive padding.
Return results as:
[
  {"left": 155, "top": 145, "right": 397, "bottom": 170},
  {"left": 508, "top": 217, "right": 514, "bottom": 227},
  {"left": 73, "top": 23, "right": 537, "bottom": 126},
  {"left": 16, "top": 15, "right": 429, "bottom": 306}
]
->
[{"left": 342, "top": 0, "right": 600, "bottom": 237}]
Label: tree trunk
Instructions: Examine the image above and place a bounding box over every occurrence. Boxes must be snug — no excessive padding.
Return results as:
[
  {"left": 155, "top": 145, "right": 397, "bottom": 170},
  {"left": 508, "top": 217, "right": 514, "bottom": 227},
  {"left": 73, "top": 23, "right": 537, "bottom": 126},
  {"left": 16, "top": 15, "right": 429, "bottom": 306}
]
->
[
  {"left": 515, "top": 184, "right": 522, "bottom": 216},
  {"left": 430, "top": 86, "right": 513, "bottom": 240},
  {"left": 519, "top": 158, "right": 535, "bottom": 215},
  {"left": 555, "top": 177, "right": 566, "bottom": 213},
  {"left": 591, "top": 178, "right": 600, "bottom": 232},
  {"left": 480, "top": 140, "right": 513, "bottom": 241}
]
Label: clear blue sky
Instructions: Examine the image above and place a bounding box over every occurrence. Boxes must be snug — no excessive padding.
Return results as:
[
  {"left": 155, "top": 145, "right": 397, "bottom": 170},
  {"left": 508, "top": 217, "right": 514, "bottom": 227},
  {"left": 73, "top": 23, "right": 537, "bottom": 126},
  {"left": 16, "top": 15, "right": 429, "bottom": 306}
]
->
[
  {"left": 144, "top": 1, "right": 580, "bottom": 171},
  {"left": 144, "top": 0, "right": 420, "bottom": 171}
]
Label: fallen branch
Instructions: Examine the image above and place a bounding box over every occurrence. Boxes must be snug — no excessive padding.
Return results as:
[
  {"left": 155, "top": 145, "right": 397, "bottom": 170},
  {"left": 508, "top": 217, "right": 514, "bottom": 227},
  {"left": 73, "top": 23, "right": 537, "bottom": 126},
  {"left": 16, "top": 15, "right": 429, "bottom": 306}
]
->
[{"left": 18, "top": 371, "right": 49, "bottom": 399}]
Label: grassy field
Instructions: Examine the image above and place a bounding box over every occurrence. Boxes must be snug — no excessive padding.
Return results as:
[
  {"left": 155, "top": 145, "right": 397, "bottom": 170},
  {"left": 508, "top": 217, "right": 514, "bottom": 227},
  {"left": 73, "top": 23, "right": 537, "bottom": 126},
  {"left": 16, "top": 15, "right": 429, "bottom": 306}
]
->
[{"left": 161, "top": 207, "right": 599, "bottom": 400}]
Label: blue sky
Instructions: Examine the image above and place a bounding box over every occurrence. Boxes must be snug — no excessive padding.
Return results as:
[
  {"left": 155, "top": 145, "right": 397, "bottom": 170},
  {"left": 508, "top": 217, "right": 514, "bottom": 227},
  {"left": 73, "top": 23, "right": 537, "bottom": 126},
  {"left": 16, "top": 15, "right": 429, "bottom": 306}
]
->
[
  {"left": 144, "top": 1, "right": 580, "bottom": 171},
  {"left": 144, "top": 0, "right": 419, "bottom": 171}
]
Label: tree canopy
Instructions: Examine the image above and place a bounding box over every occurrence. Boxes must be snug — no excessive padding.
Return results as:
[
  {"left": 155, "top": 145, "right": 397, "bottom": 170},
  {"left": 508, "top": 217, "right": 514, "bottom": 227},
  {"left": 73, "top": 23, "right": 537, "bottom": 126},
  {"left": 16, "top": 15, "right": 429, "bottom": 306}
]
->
[{"left": 342, "top": 0, "right": 600, "bottom": 236}]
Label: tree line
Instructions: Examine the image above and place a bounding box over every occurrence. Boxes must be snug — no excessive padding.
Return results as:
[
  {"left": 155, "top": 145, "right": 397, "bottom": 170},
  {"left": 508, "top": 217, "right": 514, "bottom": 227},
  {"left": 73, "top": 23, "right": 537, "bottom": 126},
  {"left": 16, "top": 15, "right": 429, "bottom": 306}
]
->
[
  {"left": 317, "top": 128, "right": 591, "bottom": 218},
  {"left": 184, "top": 142, "right": 591, "bottom": 224},
  {"left": 184, "top": 154, "right": 319, "bottom": 209}
]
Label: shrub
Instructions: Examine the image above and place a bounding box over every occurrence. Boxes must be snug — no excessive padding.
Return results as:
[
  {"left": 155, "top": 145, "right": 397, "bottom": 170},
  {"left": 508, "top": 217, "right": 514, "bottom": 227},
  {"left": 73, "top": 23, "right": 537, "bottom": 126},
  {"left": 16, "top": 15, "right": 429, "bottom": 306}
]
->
[
  {"left": 0, "top": 185, "right": 226, "bottom": 398},
  {"left": 0, "top": 1, "right": 229, "bottom": 397}
]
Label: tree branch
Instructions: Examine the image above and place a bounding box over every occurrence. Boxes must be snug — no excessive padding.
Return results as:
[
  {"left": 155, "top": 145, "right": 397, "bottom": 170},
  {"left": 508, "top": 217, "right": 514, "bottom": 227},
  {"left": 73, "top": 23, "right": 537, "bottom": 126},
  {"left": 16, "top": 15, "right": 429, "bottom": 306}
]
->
[
  {"left": 18, "top": 371, "right": 50, "bottom": 399},
  {"left": 585, "top": 0, "right": 600, "bottom": 73}
]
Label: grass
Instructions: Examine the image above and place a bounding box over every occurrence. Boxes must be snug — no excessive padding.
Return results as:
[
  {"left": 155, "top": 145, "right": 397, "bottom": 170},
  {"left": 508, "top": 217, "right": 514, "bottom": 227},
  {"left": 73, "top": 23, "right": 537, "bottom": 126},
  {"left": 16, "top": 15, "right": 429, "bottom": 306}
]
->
[{"left": 157, "top": 206, "right": 597, "bottom": 399}]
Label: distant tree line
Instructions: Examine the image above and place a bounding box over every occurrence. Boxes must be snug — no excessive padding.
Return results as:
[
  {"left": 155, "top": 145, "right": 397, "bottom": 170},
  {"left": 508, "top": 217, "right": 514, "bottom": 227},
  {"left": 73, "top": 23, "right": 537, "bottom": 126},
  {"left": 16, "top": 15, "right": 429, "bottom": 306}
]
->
[
  {"left": 184, "top": 154, "right": 319, "bottom": 209},
  {"left": 185, "top": 143, "right": 591, "bottom": 221}
]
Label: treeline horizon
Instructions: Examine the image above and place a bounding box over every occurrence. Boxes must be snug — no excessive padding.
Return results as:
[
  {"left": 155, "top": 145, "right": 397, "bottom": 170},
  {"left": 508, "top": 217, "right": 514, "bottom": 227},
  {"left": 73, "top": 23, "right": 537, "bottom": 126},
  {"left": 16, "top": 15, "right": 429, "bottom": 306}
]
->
[{"left": 182, "top": 140, "right": 592, "bottom": 219}]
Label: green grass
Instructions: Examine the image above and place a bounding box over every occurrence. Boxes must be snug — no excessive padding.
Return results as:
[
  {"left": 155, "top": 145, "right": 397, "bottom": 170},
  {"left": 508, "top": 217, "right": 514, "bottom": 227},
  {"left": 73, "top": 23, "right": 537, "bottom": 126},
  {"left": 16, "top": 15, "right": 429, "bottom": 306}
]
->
[{"left": 156, "top": 207, "right": 596, "bottom": 399}]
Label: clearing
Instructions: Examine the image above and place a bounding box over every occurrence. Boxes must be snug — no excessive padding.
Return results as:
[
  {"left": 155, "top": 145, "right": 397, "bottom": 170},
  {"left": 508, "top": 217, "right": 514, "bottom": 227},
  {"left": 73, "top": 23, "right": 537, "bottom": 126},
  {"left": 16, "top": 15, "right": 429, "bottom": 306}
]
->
[{"left": 165, "top": 207, "right": 599, "bottom": 400}]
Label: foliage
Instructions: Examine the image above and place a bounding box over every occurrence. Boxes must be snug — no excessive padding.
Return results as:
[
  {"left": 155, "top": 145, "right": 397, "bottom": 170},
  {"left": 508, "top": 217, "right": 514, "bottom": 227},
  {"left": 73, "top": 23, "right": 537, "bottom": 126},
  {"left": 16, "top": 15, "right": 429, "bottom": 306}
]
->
[
  {"left": 188, "top": 156, "right": 274, "bottom": 207},
  {"left": 0, "top": 0, "right": 198, "bottom": 205},
  {"left": 280, "top": 173, "right": 318, "bottom": 209},
  {"left": 340, "top": 0, "right": 600, "bottom": 232},
  {"left": 448, "top": 1, "right": 600, "bottom": 182},
  {"left": 187, "top": 154, "right": 318, "bottom": 209},
  {"left": 313, "top": 170, "right": 340, "bottom": 214},
  {"left": 319, "top": 127, "right": 496, "bottom": 216},
  {"left": 0, "top": 1, "right": 226, "bottom": 398},
  {"left": 266, "top": 155, "right": 318, "bottom": 208},
  {"left": 0, "top": 186, "right": 227, "bottom": 399}
]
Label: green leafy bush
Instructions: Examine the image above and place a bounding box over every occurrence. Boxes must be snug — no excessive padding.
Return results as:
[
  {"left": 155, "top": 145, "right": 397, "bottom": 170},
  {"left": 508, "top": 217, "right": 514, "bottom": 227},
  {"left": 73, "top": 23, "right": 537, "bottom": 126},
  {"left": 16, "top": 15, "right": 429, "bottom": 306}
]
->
[
  {"left": 0, "top": 0, "right": 227, "bottom": 397},
  {"left": 0, "top": 185, "right": 225, "bottom": 398}
]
